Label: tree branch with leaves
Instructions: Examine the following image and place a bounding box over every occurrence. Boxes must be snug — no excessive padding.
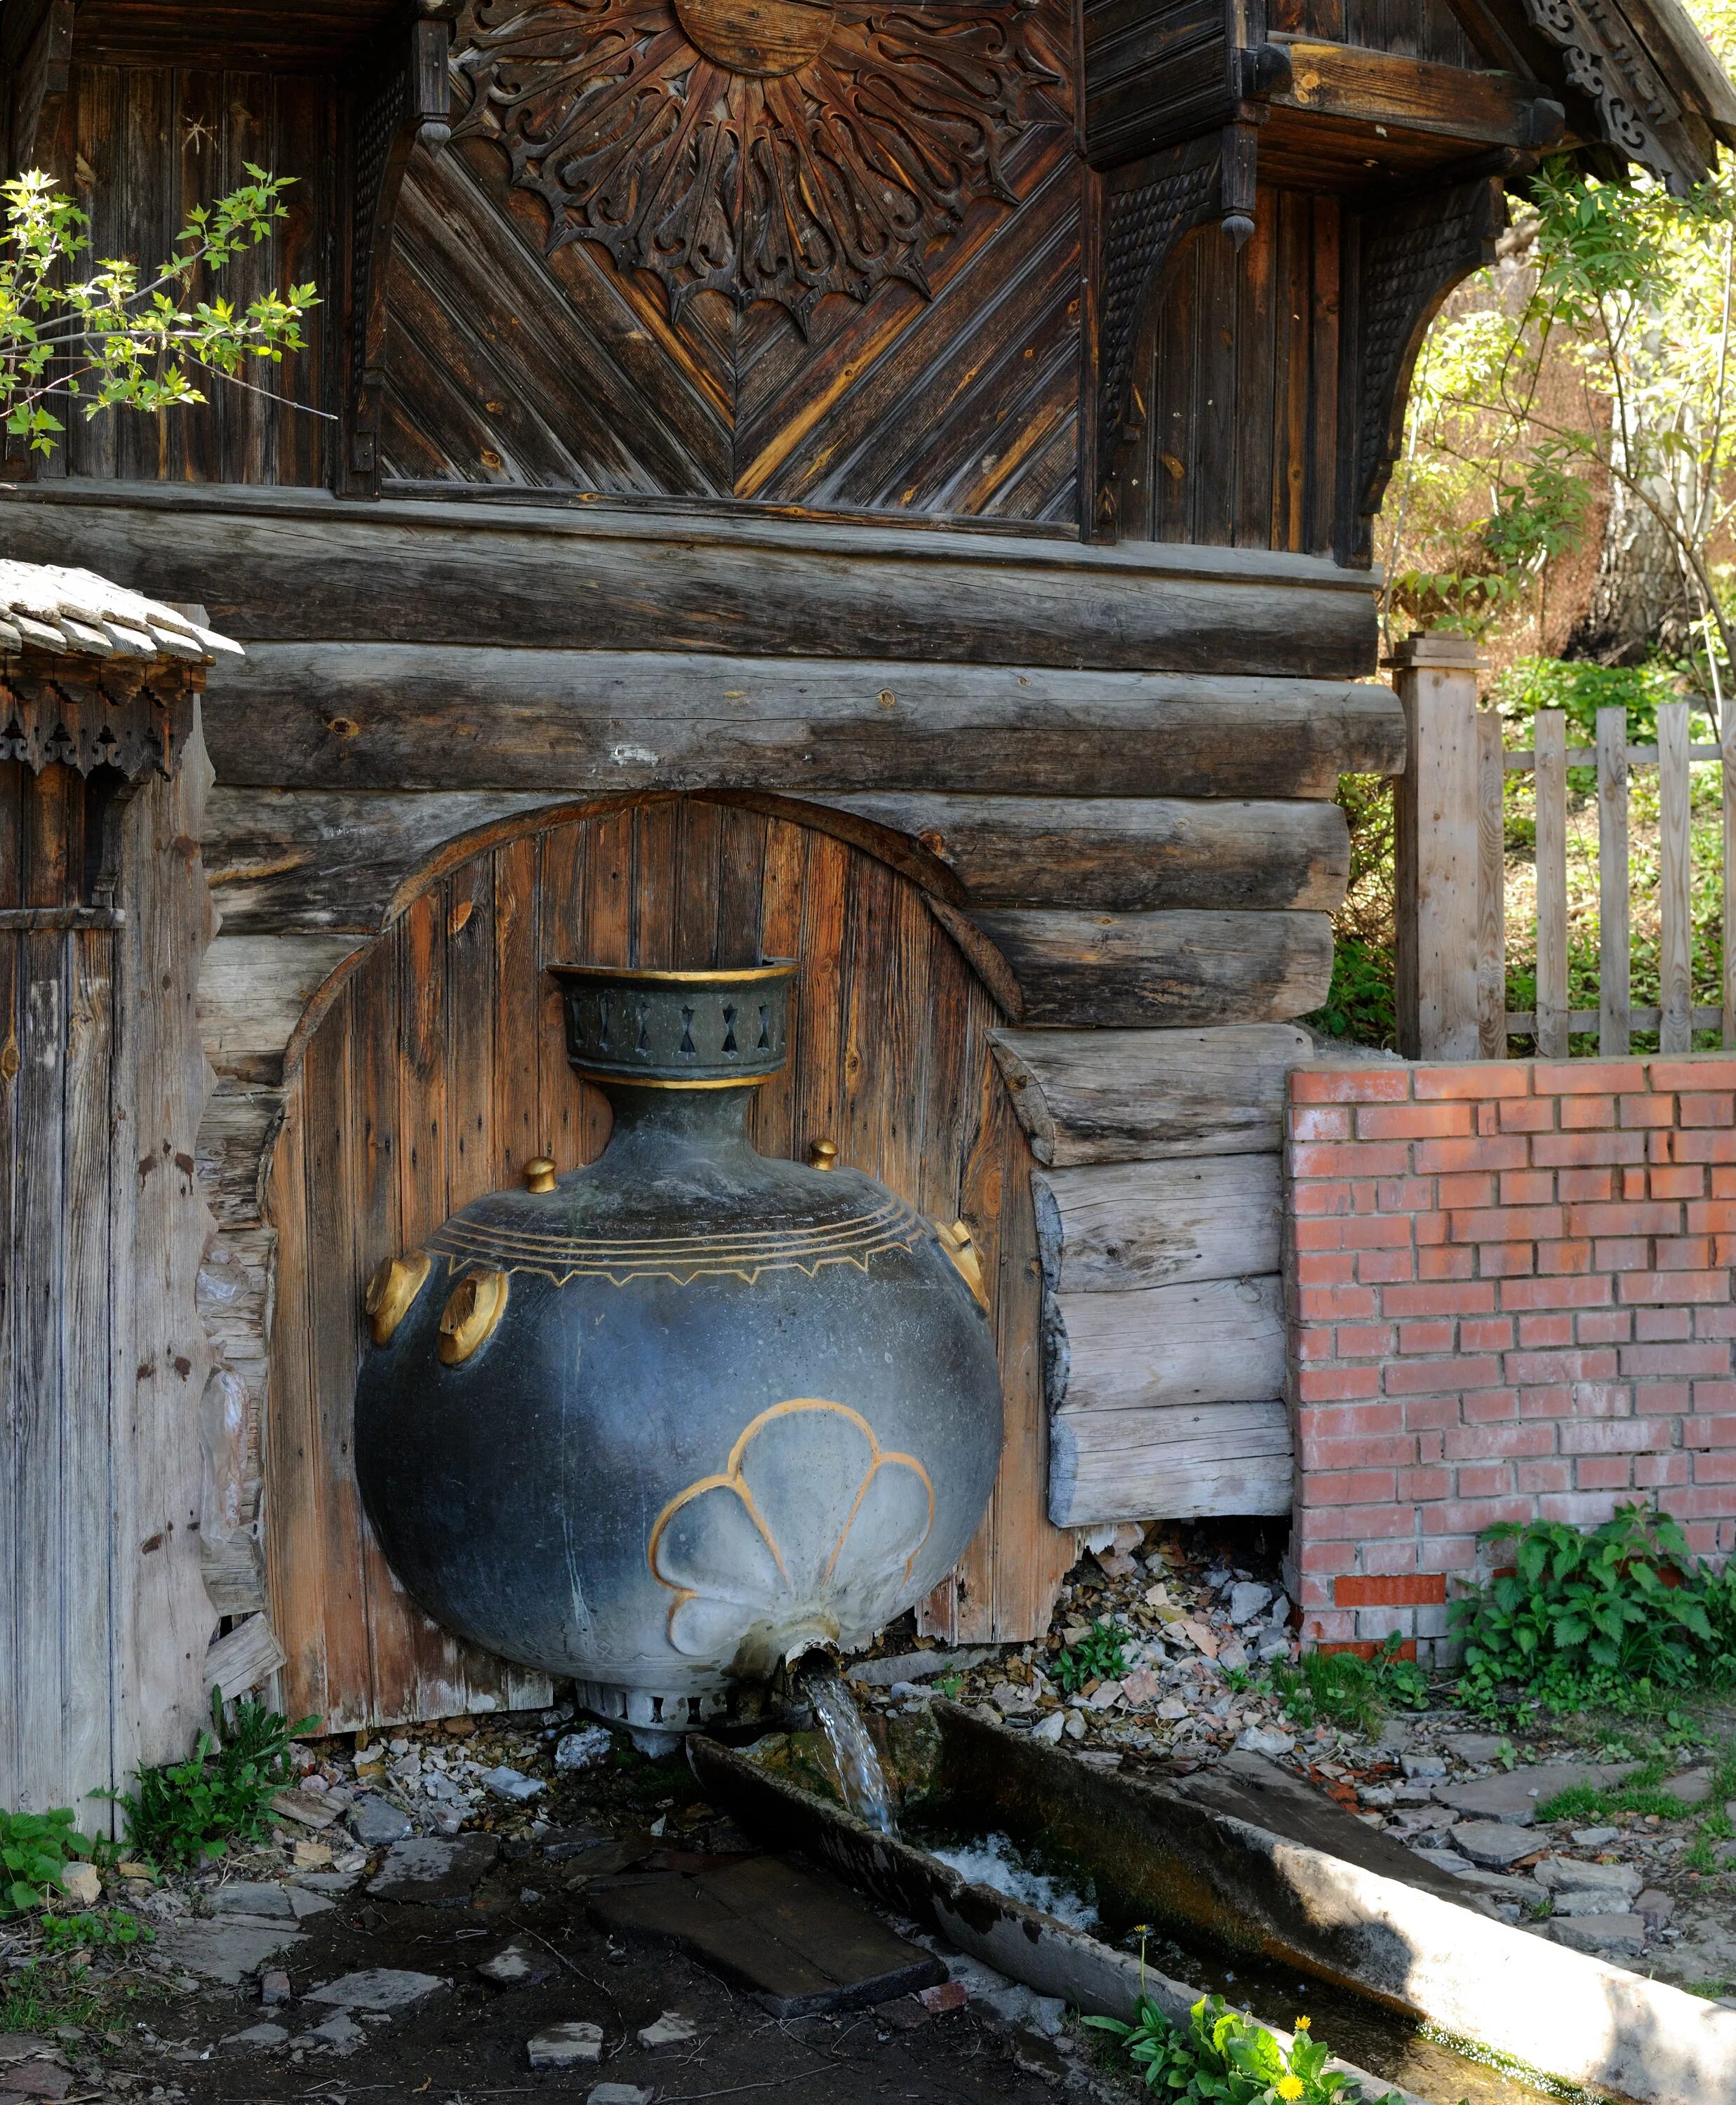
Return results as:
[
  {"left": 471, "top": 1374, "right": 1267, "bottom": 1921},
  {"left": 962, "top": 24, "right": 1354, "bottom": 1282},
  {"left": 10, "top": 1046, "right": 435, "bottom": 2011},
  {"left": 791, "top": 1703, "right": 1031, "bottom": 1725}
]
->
[{"left": 0, "top": 165, "right": 321, "bottom": 457}]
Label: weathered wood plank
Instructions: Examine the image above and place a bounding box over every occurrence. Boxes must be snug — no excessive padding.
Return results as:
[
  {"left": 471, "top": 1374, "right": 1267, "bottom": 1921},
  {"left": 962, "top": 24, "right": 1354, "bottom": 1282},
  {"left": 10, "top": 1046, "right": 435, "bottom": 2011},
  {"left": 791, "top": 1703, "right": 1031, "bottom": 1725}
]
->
[
  {"left": 1659, "top": 699, "right": 1692, "bottom": 1056},
  {"left": 1049, "top": 1400, "right": 1293, "bottom": 1525},
  {"left": 1049, "top": 1274, "right": 1287, "bottom": 1412},
  {"left": 1534, "top": 708, "right": 1568, "bottom": 1059},
  {"left": 1268, "top": 36, "right": 1558, "bottom": 144},
  {"left": 973, "top": 908, "right": 1332, "bottom": 1027},
  {"left": 817, "top": 794, "right": 1349, "bottom": 912},
  {"left": 1034, "top": 1156, "right": 1283, "bottom": 1294},
  {"left": 0, "top": 486, "right": 1381, "bottom": 674},
  {"left": 1597, "top": 705, "right": 1629, "bottom": 1057},
  {"left": 0, "top": 768, "right": 21, "bottom": 1811},
  {"left": 117, "top": 723, "right": 220, "bottom": 1770},
  {"left": 201, "top": 787, "right": 1351, "bottom": 935},
  {"left": 991, "top": 1022, "right": 1312, "bottom": 1163},
  {"left": 196, "top": 933, "right": 365, "bottom": 1078},
  {"left": 1477, "top": 709, "right": 1507, "bottom": 1060},
  {"left": 200, "top": 648, "right": 1403, "bottom": 799}
]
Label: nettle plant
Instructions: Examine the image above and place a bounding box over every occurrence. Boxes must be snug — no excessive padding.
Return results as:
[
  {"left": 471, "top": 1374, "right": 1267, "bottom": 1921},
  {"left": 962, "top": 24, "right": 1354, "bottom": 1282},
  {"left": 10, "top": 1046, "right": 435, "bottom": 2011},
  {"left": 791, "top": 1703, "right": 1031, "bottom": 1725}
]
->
[
  {"left": 0, "top": 166, "right": 316, "bottom": 455},
  {"left": 1453, "top": 1504, "right": 1736, "bottom": 1716}
]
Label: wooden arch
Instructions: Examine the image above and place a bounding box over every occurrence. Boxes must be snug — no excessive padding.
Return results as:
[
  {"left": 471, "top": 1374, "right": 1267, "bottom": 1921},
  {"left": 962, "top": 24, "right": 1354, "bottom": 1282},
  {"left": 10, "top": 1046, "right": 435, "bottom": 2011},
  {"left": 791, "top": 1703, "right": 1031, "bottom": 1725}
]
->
[{"left": 262, "top": 793, "right": 1070, "bottom": 1732}]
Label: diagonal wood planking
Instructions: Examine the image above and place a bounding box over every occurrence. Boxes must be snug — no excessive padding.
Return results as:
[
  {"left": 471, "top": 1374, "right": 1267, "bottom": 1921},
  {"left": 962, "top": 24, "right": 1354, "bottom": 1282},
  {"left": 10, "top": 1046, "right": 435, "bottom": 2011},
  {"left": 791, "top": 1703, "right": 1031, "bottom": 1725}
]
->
[{"left": 378, "top": 1, "right": 1080, "bottom": 522}]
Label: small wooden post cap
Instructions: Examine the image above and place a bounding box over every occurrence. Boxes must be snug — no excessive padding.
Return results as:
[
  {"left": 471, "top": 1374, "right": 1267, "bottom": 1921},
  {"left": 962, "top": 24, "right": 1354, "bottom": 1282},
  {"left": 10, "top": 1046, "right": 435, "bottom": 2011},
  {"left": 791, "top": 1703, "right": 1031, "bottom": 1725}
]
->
[
  {"left": 808, "top": 1139, "right": 839, "bottom": 1170},
  {"left": 524, "top": 1156, "right": 557, "bottom": 1194}
]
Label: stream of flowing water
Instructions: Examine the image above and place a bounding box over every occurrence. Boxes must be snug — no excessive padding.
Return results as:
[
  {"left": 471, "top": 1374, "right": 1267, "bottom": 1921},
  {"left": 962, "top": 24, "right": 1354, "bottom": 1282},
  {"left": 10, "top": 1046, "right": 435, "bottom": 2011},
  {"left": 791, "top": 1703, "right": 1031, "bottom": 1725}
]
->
[{"left": 804, "top": 1669, "right": 897, "bottom": 1834}]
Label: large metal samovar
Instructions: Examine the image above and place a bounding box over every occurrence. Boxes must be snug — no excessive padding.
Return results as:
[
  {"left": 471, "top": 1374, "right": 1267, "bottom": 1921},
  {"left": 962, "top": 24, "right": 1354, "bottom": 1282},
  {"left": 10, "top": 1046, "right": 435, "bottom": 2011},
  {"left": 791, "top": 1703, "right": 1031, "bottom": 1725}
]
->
[{"left": 354, "top": 960, "right": 1003, "bottom": 1746}]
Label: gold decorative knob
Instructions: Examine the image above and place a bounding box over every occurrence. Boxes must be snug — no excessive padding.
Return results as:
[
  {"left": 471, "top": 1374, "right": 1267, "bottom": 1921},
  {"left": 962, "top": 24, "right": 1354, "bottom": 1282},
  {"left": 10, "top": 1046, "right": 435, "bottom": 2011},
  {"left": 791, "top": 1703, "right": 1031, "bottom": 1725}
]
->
[
  {"left": 524, "top": 1156, "right": 557, "bottom": 1194},
  {"left": 437, "top": 1269, "right": 509, "bottom": 1366},
  {"left": 936, "top": 1219, "right": 989, "bottom": 1312},
  {"left": 809, "top": 1139, "right": 839, "bottom": 1170},
  {"left": 364, "top": 1250, "right": 432, "bottom": 1346}
]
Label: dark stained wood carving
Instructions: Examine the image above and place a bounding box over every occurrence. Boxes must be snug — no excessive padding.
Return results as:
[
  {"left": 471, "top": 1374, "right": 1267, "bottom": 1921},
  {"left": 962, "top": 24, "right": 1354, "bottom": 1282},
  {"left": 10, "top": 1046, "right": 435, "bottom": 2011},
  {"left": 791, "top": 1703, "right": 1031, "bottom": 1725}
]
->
[
  {"left": 0, "top": 661, "right": 196, "bottom": 782},
  {"left": 1517, "top": 0, "right": 1711, "bottom": 192},
  {"left": 344, "top": 3, "right": 459, "bottom": 495},
  {"left": 265, "top": 794, "right": 1070, "bottom": 1727},
  {"left": 1091, "top": 136, "right": 1220, "bottom": 536},
  {"left": 450, "top": 0, "right": 1060, "bottom": 330},
  {"left": 1337, "top": 174, "right": 1502, "bottom": 564}
]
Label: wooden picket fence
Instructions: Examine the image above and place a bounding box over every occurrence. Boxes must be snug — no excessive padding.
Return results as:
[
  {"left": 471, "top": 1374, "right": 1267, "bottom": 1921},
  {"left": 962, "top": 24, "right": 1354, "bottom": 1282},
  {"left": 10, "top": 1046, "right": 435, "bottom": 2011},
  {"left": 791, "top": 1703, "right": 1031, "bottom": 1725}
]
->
[{"left": 1480, "top": 700, "right": 1736, "bottom": 1057}]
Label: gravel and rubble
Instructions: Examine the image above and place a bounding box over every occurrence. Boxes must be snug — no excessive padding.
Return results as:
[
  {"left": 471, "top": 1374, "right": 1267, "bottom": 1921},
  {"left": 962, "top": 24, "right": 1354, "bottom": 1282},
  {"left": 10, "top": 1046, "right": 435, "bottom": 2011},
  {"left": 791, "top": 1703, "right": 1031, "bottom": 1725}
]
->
[{"left": 6, "top": 1517, "right": 1736, "bottom": 2103}]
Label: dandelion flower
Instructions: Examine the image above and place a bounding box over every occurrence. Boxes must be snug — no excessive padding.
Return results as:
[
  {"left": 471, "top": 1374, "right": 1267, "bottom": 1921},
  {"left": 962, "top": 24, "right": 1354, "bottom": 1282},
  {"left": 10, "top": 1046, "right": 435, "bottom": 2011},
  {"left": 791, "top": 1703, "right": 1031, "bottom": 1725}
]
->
[
  {"left": 1294, "top": 2017, "right": 1311, "bottom": 2031},
  {"left": 1276, "top": 2076, "right": 1307, "bottom": 2100}
]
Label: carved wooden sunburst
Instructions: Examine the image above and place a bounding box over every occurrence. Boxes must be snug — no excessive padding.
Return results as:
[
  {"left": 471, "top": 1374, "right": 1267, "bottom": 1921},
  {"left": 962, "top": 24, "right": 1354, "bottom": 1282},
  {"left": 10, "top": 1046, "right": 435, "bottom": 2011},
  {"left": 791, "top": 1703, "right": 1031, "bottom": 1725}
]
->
[{"left": 453, "top": 0, "right": 1058, "bottom": 329}]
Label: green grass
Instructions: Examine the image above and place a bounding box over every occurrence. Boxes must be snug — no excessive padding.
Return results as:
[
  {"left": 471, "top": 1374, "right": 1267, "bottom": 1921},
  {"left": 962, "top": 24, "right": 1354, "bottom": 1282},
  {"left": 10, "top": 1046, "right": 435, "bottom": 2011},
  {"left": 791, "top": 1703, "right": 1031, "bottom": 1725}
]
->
[
  {"left": 1533, "top": 1732, "right": 1736, "bottom": 1873},
  {"left": 0, "top": 1964, "right": 101, "bottom": 2034},
  {"left": 1268, "top": 1636, "right": 1430, "bottom": 1736}
]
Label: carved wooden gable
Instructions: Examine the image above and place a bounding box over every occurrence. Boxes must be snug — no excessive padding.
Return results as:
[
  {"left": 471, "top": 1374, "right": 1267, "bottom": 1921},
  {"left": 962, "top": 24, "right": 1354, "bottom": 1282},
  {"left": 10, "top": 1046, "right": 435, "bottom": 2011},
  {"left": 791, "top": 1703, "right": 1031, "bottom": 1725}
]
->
[{"left": 379, "top": 0, "right": 1081, "bottom": 519}]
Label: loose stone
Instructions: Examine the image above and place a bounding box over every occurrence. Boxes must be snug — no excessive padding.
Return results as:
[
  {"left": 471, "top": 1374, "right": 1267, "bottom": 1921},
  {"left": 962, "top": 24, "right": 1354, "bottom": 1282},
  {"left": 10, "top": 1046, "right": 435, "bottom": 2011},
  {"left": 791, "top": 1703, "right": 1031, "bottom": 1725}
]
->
[
  {"left": 219, "top": 2024, "right": 288, "bottom": 2053},
  {"left": 346, "top": 1794, "right": 413, "bottom": 1845},
  {"left": 636, "top": 2011, "right": 698, "bottom": 2050},
  {"left": 554, "top": 1726, "right": 615, "bottom": 1772},
  {"left": 527, "top": 2021, "right": 603, "bottom": 2069}
]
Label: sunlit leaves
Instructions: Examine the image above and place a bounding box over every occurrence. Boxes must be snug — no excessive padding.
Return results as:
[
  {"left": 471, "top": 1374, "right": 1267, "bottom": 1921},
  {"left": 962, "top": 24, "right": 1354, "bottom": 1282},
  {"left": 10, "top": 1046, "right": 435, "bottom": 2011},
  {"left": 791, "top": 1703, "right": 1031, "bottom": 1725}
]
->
[{"left": 0, "top": 166, "right": 319, "bottom": 454}]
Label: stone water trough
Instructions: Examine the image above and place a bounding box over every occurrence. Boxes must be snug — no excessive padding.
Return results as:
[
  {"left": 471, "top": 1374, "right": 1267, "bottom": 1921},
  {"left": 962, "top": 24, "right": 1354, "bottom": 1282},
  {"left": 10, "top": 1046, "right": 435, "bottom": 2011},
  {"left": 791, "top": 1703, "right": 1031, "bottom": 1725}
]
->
[{"left": 691, "top": 1702, "right": 1736, "bottom": 2105}]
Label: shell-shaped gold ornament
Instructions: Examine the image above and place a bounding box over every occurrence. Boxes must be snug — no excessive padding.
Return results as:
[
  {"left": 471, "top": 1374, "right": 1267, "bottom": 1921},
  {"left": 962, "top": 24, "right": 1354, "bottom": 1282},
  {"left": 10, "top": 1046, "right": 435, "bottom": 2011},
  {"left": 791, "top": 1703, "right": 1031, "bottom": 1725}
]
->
[
  {"left": 437, "top": 1268, "right": 510, "bottom": 1365},
  {"left": 364, "top": 1249, "right": 432, "bottom": 1346},
  {"left": 935, "top": 1219, "right": 989, "bottom": 1312}
]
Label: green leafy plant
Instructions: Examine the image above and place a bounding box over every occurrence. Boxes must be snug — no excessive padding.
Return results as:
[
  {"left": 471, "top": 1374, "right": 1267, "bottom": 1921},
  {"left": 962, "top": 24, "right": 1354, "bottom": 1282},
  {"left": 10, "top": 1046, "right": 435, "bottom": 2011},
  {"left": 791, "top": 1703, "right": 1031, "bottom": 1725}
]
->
[
  {"left": 105, "top": 1692, "right": 316, "bottom": 1869},
  {"left": 1055, "top": 1621, "right": 1130, "bottom": 1697},
  {"left": 37, "top": 1909, "right": 152, "bottom": 1953},
  {"left": 1453, "top": 1504, "right": 1736, "bottom": 1716},
  {"left": 1269, "top": 1636, "right": 1428, "bottom": 1736},
  {"left": 0, "top": 1807, "right": 93, "bottom": 1918},
  {"left": 0, "top": 166, "right": 318, "bottom": 455},
  {"left": 1086, "top": 1994, "right": 1403, "bottom": 2105}
]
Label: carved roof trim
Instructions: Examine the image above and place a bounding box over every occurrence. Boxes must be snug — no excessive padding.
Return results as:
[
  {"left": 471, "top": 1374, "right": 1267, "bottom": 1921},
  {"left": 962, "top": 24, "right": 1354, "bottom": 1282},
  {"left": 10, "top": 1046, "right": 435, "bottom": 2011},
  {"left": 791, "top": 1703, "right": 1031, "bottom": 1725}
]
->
[{"left": 0, "top": 562, "right": 242, "bottom": 669}]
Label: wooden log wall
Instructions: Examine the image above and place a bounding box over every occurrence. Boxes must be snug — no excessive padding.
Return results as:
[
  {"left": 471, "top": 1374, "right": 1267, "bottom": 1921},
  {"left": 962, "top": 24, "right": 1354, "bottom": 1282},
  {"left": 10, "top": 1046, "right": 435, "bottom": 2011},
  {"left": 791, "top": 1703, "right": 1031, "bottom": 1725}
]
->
[
  {"left": 994, "top": 1024, "right": 1308, "bottom": 1525},
  {"left": 253, "top": 796, "right": 1069, "bottom": 1728},
  {"left": 0, "top": 746, "right": 216, "bottom": 1824},
  {"left": 0, "top": 490, "right": 1401, "bottom": 1651}
]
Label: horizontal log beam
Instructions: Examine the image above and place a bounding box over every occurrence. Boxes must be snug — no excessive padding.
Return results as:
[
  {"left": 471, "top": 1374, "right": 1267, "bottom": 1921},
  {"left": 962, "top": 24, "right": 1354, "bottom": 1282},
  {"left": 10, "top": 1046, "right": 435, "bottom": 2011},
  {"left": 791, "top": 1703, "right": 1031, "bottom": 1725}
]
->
[
  {"left": 822, "top": 794, "right": 1349, "bottom": 914},
  {"left": 976, "top": 909, "right": 1331, "bottom": 1027},
  {"left": 197, "top": 647, "right": 1404, "bottom": 798},
  {"left": 1034, "top": 1156, "right": 1282, "bottom": 1295},
  {"left": 201, "top": 786, "right": 1352, "bottom": 935},
  {"left": 1267, "top": 38, "right": 1562, "bottom": 148},
  {"left": 196, "top": 932, "right": 363, "bottom": 1082},
  {"left": 992, "top": 1023, "right": 1313, "bottom": 1164},
  {"left": 0, "top": 485, "right": 1380, "bottom": 677},
  {"left": 1050, "top": 1401, "right": 1293, "bottom": 1526},
  {"left": 1049, "top": 1274, "right": 1287, "bottom": 1413}
]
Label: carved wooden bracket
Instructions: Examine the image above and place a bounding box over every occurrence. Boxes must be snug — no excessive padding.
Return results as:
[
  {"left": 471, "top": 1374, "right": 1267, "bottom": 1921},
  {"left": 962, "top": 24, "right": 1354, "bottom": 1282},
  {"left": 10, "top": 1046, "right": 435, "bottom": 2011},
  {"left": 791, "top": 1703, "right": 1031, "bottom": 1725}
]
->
[
  {"left": 1336, "top": 175, "right": 1505, "bottom": 567},
  {"left": 1518, "top": 0, "right": 1714, "bottom": 194},
  {"left": 342, "top": 1, "right": 457, "bottom": 498},
  {"left": 0, "top": 660, "right": 198, "bottom": 781},
  {"left": 1088, "top": 121, "right": 1261, "bottom": 540}
]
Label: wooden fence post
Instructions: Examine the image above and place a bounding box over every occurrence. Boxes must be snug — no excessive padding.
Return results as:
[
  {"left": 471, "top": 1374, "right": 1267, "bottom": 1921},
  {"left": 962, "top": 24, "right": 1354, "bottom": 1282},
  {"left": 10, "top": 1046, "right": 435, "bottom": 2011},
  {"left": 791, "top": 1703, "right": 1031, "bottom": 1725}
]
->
[{"left": 1391, "top": 633, "right": 1483, "bottom": 1060}]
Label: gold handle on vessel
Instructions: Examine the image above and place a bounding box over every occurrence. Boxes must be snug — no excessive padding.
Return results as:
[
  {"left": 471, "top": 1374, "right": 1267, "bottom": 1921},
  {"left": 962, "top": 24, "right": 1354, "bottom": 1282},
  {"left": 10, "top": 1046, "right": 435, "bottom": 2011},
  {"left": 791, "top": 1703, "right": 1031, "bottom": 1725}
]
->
[
  {"left": 364, "top": 1250, "right": 432, "bottom": 1346},
  {"left": 524, "top": 1156, "right": 557, "bottom": 1194},
  {"left": 935, "top": 1218, "right": 989, "bottom": 1312},
  {"left": 808, "top": 1139, "right": 839, "bottom": 1170},
  {"left": 438, "top": 1269, "right": 510, "bottom": 1366}
]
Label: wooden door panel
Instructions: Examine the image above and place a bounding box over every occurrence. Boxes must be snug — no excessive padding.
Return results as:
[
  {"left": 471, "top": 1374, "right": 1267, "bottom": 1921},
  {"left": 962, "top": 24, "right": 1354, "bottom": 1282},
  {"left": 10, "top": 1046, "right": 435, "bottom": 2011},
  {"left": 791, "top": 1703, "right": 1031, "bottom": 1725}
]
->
[{"left": 265, "top": 794, "right": 1067, "bottom": 1730}]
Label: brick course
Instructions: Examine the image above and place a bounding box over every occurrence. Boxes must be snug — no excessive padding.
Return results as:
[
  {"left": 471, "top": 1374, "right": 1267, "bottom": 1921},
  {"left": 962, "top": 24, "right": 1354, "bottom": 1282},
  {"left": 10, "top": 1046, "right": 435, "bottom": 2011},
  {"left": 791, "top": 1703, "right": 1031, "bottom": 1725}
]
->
[{"left": 1285, "top": 1055, "right": 1736, "bottom": 1662}]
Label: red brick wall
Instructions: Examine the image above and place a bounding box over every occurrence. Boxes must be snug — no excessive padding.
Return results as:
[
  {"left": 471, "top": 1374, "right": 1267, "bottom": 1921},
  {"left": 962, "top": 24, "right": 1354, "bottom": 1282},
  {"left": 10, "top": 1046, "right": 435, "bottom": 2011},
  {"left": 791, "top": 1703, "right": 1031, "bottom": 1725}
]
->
[{"left": 1284, "top": 1055, "right": 1736, "bottom": 1662}]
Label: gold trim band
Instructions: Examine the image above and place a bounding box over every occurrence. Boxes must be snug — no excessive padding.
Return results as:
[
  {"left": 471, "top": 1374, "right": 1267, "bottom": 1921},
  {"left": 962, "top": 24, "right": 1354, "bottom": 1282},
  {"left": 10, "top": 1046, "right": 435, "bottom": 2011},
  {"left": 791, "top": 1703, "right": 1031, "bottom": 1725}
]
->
[
  {"left": 569, "top": 1069, "right": 773, "bottom": 1090},
  {"left": 549, "top": 961, "right": 797, "bottom": 986}
]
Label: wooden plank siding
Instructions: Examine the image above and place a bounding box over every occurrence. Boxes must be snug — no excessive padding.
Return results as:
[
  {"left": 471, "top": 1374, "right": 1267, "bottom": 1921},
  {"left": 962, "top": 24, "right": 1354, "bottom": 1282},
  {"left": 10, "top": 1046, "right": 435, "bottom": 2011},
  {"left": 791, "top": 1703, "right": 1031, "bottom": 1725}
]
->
[
  {"left": 0, "top": 746, "right": 215, "bottom": 1824},
  {"left": 1113, "top": 189, "right": 1342, "bottom": 554},
  {"left": 264, "top": 797, "right": 1071, "bottom": 1728},
  {"left": 42, "top": 63, "right": 335, "bottom": 488}
]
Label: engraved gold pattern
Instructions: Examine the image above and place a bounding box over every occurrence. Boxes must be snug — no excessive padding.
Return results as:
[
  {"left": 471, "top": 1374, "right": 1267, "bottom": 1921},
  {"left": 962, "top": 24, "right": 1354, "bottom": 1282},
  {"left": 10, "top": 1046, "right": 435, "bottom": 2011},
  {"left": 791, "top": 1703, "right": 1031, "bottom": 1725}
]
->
[
  {"left": 437, "top": 1268, "right": 510, "bottom": 1364},
  {"left": 427, "top": 1191, "right": 926, "bottom": 1288},
  {"left": 647, "top": 1398, "right": 935, "bottom": 1648},
  {"left": 549, "top": 961, "right": 798, "bottom": 986},
  {"left": 365, "top": 1249, "right": 432, "bottom": 1346}
]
